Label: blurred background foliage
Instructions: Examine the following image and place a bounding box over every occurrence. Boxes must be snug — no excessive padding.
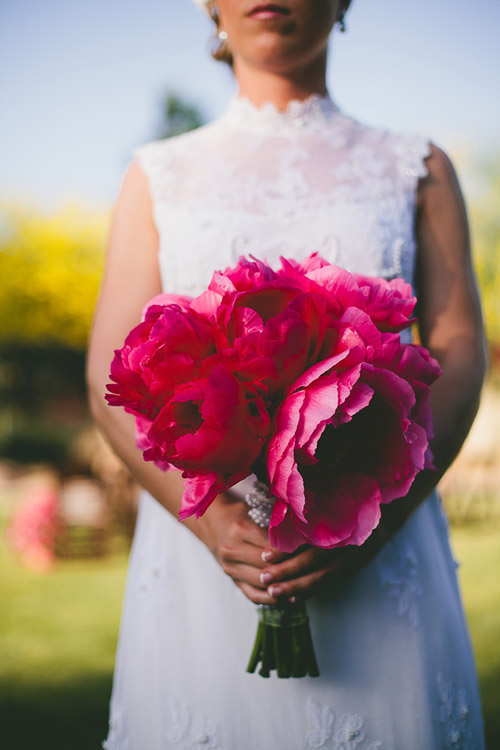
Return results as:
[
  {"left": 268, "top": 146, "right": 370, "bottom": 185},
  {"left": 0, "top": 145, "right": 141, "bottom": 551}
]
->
[
  {"left": 469, "top": 151, "right": 500, "bottom": 356},
  {"left": 0, "top": 202, "right": 107, "bottom": 349},
  {"left": 0, "top": 203, "right": 108, "bottom": 470},
  {"left": 157, "top": 92, "right": 205, "bottom": 140}
]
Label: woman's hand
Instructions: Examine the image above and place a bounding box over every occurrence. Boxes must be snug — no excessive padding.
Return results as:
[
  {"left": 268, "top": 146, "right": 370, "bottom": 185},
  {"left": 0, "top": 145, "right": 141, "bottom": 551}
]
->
[
  {"left": 256, "top": 517, "right": 393, "bottom": 603},
  {"left": 199, "top": 494, "right": 281, "bottom": 605},
  {"left": 254, "top": 492, "right": 421, "bottom": 602},
  {"left": 201, "top": 495, "right": 398, "bottom": 605},
  {"left": 257, "top": 545, "right": 368, "bottom": 602}
]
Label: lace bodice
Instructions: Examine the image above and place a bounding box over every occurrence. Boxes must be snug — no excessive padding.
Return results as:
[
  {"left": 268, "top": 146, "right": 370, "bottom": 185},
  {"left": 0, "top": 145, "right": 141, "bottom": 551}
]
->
[{"left": 134, "top": 94, "right": 430, "bottom": 298}]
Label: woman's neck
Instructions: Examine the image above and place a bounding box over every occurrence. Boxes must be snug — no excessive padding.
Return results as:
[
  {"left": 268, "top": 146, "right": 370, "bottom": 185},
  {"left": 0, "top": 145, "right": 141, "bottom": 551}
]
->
[{"left": 233, "top": 52, "right": 329, "bottom": 111}]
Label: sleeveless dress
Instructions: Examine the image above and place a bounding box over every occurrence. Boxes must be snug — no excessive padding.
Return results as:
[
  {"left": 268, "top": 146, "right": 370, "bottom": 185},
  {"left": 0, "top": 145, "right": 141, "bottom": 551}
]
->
[{"left": 103, "top": 95, "right": 485, "bottom": 750}]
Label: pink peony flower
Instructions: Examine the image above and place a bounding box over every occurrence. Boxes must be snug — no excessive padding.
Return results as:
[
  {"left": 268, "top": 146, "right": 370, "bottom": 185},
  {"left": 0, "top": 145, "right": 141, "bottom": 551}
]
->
[
  {"left": 106, "top": 252, "right": 440, "bottom": 549},
  {"left": 266, "top": 312, "right": 440, "bottom": 552},
  {"left": 106, "top": 303, "right": 216, "bottom": 422},
  {"left": 209, "top": 255, "right": 278, "bottom": 295},
  {"left": 144, "top": 362, "right": 271, "bottom": 517},
  {"left": 278, "top": 253, "right": 417, "bottom": 333},
  {"left": 217, "top": 283, "right": 331, "bottom": 397}
]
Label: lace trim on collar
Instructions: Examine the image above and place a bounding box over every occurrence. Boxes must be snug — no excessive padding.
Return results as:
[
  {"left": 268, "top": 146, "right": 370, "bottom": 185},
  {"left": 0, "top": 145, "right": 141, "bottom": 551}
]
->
[{"left": 221, "top": 93, "right": 341, "bottom": 135}]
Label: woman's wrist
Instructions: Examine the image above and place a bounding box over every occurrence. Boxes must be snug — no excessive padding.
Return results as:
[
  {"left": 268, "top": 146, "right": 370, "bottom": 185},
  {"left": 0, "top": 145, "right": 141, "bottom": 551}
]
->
[{"left": 183, "top": 491, "right": 240, "bottom": 556}]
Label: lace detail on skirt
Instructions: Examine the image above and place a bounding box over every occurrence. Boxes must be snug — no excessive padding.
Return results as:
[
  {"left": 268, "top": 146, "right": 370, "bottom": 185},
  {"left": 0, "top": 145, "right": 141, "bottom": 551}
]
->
[
  {"left": 306, "top": 698, "right": 383, "bottom": 749},
  {"left": 437, "top": 674, "right": 475, "bottom": 749}
]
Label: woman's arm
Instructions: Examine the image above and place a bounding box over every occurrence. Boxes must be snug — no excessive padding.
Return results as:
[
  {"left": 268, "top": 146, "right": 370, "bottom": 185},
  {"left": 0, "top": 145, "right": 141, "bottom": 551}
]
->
[
  {"left": 87, "top": 162, "right": 216, "bottom": 531},
  {"left": 413, "top": 144, "right": 486, "bottom": 473},
  {"left": 87, "top": 162, "right": 273, "bottom": 599},
  {"left": 254, "top": 145, "right": 487, "bottom": 601}
]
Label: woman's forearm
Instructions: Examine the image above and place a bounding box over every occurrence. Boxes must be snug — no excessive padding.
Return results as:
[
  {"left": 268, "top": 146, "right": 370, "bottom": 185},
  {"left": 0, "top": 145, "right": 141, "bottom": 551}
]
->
[
  {"left": 87, "top": 380, "right": 216, "bottom": 545},
  {"left": 379, "top": 338, "right": 486, "bottom": 536},
  {"left": 88, "top": 374, "right": 274, "bottom": 603},
  {"left": 378, "top": 143, "right": 488, "bottom": 534},
  {"left": 429, "top": 351, "right": 485, "bottom": 475}
]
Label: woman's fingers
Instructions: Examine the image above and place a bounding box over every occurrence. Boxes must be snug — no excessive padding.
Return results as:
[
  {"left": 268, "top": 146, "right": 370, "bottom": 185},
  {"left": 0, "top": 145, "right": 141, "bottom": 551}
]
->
[
  {"left": 267, "top": 567, "right": 329, "bottom": 599},
  {"left": 261, "top": 547, "right": 360, "bottom": 599},
  {"left": 221, "top": 560, "right": 271, "bottom": 591},
  {"left": 231, "top": 555, "right": 349, "bottom": 603},
  {"left": 237, "top": 581, "right": 279, "bottom": 606},
  {"left": 268, "top": 560, "right": 357, "bottom": 600},
  {"left": 260, "top": 545, "right": 292, "bottom": 564},
  {"left": 218, "top": 541, "right": 266, "bottom": 570},
  {"left": 216, "top": 519, "right": 270, "bottom": 568},
  {"left": 260, "top": 547, "right": 335, "bottom": 583}
]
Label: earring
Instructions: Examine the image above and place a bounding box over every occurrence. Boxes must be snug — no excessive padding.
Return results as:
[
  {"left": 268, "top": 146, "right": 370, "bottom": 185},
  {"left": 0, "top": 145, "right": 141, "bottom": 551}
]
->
[
  {"left": 337, "top": 13, "right": 346, "bottom": 33},
  {"left": 211, "top": 28, "right": 228, "bottom": 58}
]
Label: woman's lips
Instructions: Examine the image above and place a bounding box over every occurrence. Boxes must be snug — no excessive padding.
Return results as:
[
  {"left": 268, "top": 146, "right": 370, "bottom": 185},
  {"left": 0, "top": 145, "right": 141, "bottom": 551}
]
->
[{"left": 248, "top": 5, "right": 291, "bottom": 20}]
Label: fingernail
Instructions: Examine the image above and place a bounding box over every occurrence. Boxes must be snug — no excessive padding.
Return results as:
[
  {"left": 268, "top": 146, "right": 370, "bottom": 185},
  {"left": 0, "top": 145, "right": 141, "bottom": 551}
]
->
[
  {"left": 268, "top": 585, "right": 283, "bottom": 597},
  {"left": 261, "top": 550, "right": 274, "bottom": 562},
  {"left": 260, "top": 572, "right": 273, "bottom": 585},
  {"left": 289, "top": 596, "right": 296, "bottom": 603}
]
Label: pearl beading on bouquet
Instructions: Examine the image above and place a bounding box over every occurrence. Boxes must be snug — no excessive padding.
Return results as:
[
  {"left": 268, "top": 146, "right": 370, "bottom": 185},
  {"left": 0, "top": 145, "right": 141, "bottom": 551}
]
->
[{"left": 244, "top": 480, "right": 275, "bottom": 529}]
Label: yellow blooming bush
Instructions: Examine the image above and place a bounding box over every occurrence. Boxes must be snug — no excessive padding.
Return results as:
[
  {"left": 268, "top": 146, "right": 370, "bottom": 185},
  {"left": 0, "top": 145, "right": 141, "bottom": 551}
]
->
[
  {"left": 469, "top": 155, "right": 500, "bottom": 349},
  {"left": 0, "top": 202, "right": 109, "bottom": 349},
  {"left": 0, "top": 202, "right": 109, "bottom": 463}
]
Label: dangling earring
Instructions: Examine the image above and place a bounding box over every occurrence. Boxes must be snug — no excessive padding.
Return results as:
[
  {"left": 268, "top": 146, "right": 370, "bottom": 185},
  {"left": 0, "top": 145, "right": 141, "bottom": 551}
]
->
[
  {"left": 211, "top": 28, "right": 228, "bottom": 57},
  {"left": 337, "top": 12, "right": 346, "bottom": 33},
  {"left": 210, "top": 27, "right": 228, "bottom": 57}
]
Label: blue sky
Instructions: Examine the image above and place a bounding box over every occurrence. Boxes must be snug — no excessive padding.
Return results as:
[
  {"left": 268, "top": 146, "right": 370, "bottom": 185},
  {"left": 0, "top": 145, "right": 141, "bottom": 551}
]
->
[{"left": 1, "top": 0, "right": 499, "bottom": 209}]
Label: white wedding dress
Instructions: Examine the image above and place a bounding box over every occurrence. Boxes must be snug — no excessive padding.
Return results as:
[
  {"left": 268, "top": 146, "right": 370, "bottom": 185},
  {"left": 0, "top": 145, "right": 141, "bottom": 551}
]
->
[{"left": 103, "top": 95, "right": 484, "bottom": 749}]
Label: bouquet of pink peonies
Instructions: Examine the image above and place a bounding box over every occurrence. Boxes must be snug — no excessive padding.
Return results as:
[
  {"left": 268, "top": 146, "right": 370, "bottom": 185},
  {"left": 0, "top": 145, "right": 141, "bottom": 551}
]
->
[{"left": 106, "top": 253, "right": 441, "bottom": 677}]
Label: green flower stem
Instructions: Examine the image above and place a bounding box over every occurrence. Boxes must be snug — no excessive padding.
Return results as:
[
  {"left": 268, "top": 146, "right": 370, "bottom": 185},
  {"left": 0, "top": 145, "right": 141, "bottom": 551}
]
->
[{"left": 246, "top": 601, "right": 320, "bottom": 678}]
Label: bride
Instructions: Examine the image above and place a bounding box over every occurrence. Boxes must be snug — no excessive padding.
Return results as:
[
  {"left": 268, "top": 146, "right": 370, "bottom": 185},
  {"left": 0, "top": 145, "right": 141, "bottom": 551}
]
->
[{"left": 87, "top": 1, "right": 486, "bottom": 747}]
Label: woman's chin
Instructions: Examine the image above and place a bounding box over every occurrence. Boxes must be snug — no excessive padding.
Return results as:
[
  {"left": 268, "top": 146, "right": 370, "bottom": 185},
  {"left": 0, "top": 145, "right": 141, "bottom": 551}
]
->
[{"left": 235, "top": 40, "right": 324, "bottom": 78}]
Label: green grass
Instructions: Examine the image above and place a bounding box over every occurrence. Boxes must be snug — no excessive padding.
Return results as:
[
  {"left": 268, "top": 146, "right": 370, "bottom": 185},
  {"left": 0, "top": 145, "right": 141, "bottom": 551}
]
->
[
  {"left": 0, "top": 545, "right": 127, "bottom": 749},
  {"left": 0, "top": 521, "right": 499, "bottom": 749},
  {"left": 451, "top": 520, "right": 500, "bottom": 749}
]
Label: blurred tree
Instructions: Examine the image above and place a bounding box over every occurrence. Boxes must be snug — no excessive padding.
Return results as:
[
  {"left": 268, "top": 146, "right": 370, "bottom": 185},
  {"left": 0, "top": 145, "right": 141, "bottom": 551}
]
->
[
  {"left": 468, "top": 152, "right": 500, "bottom": 360},
  {"left": 157, "top": 92, "right": 205, "bottom": 140},
  {"left": 0, "top": 202, "right": 108, "bottom": 349},
  {"left": 0, "top": 203, "right": 108, "bottom": 463}
]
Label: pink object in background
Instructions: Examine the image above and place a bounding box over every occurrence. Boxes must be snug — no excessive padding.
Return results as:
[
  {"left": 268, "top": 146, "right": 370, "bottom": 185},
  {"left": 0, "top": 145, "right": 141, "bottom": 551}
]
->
[{"left": 6, "top": 486, "right": 62, "bottom": 572}]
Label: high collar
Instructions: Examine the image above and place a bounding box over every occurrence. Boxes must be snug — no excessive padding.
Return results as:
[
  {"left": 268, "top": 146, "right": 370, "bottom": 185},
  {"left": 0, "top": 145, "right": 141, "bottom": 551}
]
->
[{"left": 220, "top": 93, "right": 340, "bottom": 136}]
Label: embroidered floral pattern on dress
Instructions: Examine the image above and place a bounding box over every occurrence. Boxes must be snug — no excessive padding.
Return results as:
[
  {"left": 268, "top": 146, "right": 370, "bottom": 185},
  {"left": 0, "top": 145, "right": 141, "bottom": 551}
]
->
[
  {"left": 166, "top": 696, "right": 221, "bottom": 749},
  {"left": 102, "top": 714, "right": 130, "bottom": 750},
  {"left": 437, "top": 674, "right": 474, "bottom": 749},
  {"left": 306, "top": 698, "right": 382, "bottom": 750},
  {"left": 380, "top": 540, "right": 423, "bottom": 628}
]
